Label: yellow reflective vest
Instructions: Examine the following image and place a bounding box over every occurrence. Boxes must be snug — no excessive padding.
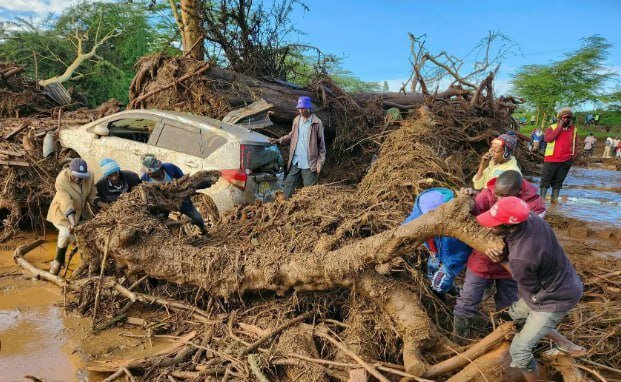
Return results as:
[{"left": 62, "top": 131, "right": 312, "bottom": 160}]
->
[{"left": 544, "top": 123, "right": 577, "bottom": 158}]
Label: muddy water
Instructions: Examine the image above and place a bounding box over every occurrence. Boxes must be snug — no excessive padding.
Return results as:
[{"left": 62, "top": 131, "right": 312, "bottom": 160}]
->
[
  {"left": 532, "top": 166, "right": 621, "bottom": 227},
  {"left": 0, "top": 238, "right": 91, "bottom": 381}
]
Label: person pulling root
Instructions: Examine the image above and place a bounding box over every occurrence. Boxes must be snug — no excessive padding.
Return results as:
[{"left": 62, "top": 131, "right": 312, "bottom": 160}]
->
[
  {"left": 47, "top": 158, "right": 109, "bottom": 275},
  {"left": 477, "top": 197, "right": 586, "bottom": 382}
]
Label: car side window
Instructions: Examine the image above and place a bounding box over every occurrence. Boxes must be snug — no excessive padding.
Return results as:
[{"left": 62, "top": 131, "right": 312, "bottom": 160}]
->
[
  {"left": 201, "top": 131, "right": 227, "bottom": 157},
  {"left": 156, "top": 124, "right": 202, "bottom": 157},
  {"left": 106, "top": 118, "right": 157, "bottom": 144}
]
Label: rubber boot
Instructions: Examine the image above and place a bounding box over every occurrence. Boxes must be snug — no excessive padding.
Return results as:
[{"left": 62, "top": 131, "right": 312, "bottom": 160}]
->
[
  {"left": 539, "top": 187, "right": 548, "bottom": 201},
  {"left": 452, "top": 315, "right": 472, "bottom": 345},
  {"left": 50, "top": 247, "right": 67, "bottom": 275},
  {"left": 551, "top": 188, "right": 561, "bottom": 204}
]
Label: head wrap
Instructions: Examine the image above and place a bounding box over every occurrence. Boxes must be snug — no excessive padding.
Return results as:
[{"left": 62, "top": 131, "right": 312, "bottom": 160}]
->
[
  {"left": 100, "top": 158, "right": 121, "bottom": 177},
  {"left": 141, "top": 153, "right": 162, "bottom": 174},
  {"left": 493, "top": 133, "right": 518, "bottom": 159},
  {"left": 296, "top": 96, "right": 312, "bottom": 109},
  {"left": 69, "top": 158, "right": 90, "bottom": 179},
  {"left": 557, "top": 107, "right": 573, "bottom": 118}
]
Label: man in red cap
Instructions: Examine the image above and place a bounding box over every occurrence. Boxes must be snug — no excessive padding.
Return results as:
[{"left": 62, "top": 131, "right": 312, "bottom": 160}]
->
[
  {"left": 270, "top": 96, "right": 326, "bottom": 199},
  {"left": 477, "top": 197, "right": 585, "bottom": 382},
  {"left": 453, "top": 170, "right": 545, "bottom": 342}
]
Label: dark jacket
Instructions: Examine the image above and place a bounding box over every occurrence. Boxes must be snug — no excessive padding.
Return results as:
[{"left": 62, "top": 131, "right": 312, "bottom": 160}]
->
[
  {"left": 278, "top": 114, "right": 326, "bottom": 172},
  {"left": 141, "top": 163, "right": 184, "bottom": 182},
  {"left": 506, "top": 214, "right": 583, "bottom": 313},
  {"left": 96, "top": 170, "right": 141, "bottom": 203},
  {"left": 468, "top": 179, "right": 546, "bottom": 279},
  {"left": 404, "top": 189, "right": 471, "bottom": 277}
]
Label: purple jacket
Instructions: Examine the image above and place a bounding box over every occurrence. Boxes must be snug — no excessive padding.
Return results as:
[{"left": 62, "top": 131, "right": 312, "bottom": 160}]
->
[
  {"left": 506, "top": 214, "right": 583, "bottom": 313},
  {"left": 278, "top": 114, "right": 326, "bottom": 172}
]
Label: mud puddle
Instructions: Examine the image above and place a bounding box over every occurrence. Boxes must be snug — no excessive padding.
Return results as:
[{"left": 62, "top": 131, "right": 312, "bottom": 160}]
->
[
  {"left": 0, "top": 236, "right": 163, "bottom": 382},
  {"left": 531, "top": 167, "right": 621, "bottom": 228}
]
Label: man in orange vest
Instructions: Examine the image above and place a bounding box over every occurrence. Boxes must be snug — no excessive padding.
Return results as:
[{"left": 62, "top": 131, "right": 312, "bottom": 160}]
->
[{"left": 540, "top": 107, "right": 578, "bottom": 204}]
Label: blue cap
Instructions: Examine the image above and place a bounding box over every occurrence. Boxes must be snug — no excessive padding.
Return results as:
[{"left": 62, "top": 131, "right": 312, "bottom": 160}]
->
[
  {"left": 100, "top": 158, "right": 121, "bottom": 177},
  {"left": 296, "top": 96, "right": 312, "bottom": 109}
]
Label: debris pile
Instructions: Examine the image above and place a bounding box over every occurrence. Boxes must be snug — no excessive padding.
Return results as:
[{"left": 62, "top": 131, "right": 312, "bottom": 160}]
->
[{"left": 0, "top": 62, "right": 58, "bottom": 118}]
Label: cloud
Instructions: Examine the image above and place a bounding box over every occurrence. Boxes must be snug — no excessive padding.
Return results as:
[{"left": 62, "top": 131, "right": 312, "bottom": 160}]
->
[{"left": 0, "top": 0, "right": 68, "bottom": 16}]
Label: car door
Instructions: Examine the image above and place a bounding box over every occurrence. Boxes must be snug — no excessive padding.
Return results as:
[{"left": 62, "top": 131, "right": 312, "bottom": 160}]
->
[
  {"left": 151, "top": 121, "right": 204, "bottom": 175},
  {"left": 90, "top": 114, "right": 162, "bottom": 178}
]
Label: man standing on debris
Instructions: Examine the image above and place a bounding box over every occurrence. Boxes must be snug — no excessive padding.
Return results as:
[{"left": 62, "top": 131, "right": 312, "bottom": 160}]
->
[
  {"left": 269, "top": 96, "right": 326, "bottom": 199},
  {"left": 476, "top": 196, "right": 585, "bottom": 382},
  {"left": 95, "top": 158, "right": 141, "bottom": 204},
  {"left": 540, "top": 107, "right": 578, "bottom": 203},
  {"left": 453, "top": 170, "right": 545, "bottom": 343},
  {"left": 140, "top": 154, "right": 208, "bottom": 234},
  {"left": 472, "top": 133, "right": 521, "bottom": 190},
  {"left": 403, "top": 188, "right": 471, "bottom": 300},
  {"left": 47, "top": 158, "right": 109, "bottom": 275}
]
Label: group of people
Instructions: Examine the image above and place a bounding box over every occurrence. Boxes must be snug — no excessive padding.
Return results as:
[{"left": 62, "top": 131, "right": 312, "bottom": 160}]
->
[
  {"left": 408, "top": 106, "right": 585, "bottom": 382},
  {"left": 47, "top": 96, "right": 327, "bottom": 275},
  {"left": 603, "top": 136, "right": 621, "bottom": 158},
  {"left": 47, "top": 154, "right": 208, "bottom": 275}
]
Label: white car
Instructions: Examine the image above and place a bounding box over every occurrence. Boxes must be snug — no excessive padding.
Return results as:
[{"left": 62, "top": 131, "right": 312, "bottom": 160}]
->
[{"left": 59, "top": 110, "right": 284, "bottom": 214}]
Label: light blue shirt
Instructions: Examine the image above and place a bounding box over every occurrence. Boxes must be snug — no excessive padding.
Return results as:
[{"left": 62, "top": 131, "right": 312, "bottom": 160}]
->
[{"left": 292, "top": 117, "right": 312, "bottom": 169}]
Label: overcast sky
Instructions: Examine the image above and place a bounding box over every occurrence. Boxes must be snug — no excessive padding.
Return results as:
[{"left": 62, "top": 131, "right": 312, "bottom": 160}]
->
[{"left": 2, "top": 0, "right": 620, "bottom": 96}]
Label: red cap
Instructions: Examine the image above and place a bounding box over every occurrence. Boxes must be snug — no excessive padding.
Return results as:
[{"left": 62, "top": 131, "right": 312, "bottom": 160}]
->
[{"left": 476, "top": 196, "right": 530, "bottom": 227}]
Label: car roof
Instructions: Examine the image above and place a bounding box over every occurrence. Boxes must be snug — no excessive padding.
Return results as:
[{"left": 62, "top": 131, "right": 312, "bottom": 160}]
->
[{"left": 92, "top": 109, "right": 270, "bottom": 144}]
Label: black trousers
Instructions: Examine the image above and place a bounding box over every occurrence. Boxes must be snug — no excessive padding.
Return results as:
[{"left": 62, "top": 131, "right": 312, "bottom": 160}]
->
[{"left": 540, "top": 160, "right": 572, "bottom": 190}]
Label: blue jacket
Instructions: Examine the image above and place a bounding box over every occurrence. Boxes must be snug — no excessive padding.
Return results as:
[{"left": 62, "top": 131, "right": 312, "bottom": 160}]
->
[
  {"left": 141, "top": 163, "right": 184, "bottom": 182},
  {"left": 403, "top": 188, "right": 472, "bottom": 277}
]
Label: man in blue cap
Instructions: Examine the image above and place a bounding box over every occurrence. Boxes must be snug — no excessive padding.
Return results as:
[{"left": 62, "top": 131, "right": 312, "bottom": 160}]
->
[
  {"left": 96, "top": 158, "right": 141, "bottom": 204},
  {"left": 140, "top": 154, "right": 208, "bottom": 234},
  {"left": 403, "top": 188, "right": 471, "bottom": 299},
  {"left": 269, "top": 96, "right": 326, "bottom": 199}
]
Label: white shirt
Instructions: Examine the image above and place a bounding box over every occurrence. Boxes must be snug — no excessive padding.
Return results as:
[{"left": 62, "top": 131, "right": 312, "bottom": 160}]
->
[{"left": 292, "top": 117, "right": 312, "bottom": 169}]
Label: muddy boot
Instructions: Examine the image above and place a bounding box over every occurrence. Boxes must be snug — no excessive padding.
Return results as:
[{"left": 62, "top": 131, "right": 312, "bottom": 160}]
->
[
  {"left": 551, "top": 188, "right": 561, "bottom": 204},
  {"left": 452, "top": 315, "right": 472, "bottom": 345},
  {"left": 50, "top": 247, "right": 67, "bottom": 275},
  {"left": 539, "top": 187, "right": 548, "bottom": 201}
]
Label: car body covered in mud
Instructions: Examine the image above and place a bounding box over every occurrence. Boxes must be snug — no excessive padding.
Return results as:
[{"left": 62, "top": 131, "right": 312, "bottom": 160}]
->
[{"left": 59, "top": 110, "right": 284, "bottom": 213}]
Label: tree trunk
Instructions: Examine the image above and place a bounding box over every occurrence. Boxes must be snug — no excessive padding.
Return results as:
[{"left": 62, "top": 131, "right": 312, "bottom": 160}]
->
[
  {"left": 76, "top": 172, "right": 503, "bottom": 300},
  {"left": 179, "top": 0, "right": 204, "bottom": 60}
]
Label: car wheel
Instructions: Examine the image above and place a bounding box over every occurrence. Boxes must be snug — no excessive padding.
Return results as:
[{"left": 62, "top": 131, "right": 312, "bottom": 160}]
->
[{"left": 58, "top": 148, "right": 80, "bottom": 168}]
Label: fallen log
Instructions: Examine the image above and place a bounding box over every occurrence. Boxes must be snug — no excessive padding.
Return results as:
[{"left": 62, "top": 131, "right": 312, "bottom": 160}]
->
[{"left": 77, "top": 172, "right": 503, "bottom": 299}]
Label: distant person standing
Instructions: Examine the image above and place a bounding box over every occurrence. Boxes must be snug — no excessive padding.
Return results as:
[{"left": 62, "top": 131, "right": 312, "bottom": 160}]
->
[
  {"left": 583, "top": 134, "right": 596, "bottom": 157},
  {"left": 540, "top": 107, "right": 578, "bottom": 204},
  {"left": 616, "top": 138, "right": 621, "bottom": 159},
  {"left": 603, "top": 136, "right": 614, "bottom": 158},
  {"left": 530, "top": 115, "right": 536, "bottom": 125},
  {"left": 594, "top": 113, "right": 600, "bottom": 125},
  {"left": 269, "top": 96, "right": 326, "bottom": 199}
]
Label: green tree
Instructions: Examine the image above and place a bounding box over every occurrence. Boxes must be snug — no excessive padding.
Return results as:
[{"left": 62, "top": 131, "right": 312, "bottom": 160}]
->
[
  {"left": 0, "top": 1, "right": 171, "bottom": 106},
  {"left": 383, "top": 80, "right": 389, "bottom": 92},
  {"left": 511, "top": 35, "right": 615, "bottom": 127}
]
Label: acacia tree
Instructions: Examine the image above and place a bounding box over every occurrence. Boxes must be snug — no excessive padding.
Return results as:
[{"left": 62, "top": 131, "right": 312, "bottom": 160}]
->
[{"left": 512, "top": 35, "right": 615, "bottom": 127}]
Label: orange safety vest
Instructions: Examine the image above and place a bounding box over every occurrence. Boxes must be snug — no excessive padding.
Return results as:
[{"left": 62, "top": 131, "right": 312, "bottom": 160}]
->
[{"left": 544, "top": 124, "right": 577, "bottom": 157}]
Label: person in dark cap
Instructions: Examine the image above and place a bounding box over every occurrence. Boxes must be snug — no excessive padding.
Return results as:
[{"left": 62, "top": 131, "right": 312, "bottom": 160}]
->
[
  {"left": 96, "top": 158, "right": 141, "bottom": 204},
  {"left": 540, "top": 107, "right": 579, "bottom": 203},
  {"left": 472, "top": 133, "right": 521, "bottom": 190},
  {"left": 477, "top": 196, "right": 585, "bottom": 382},
  {"left": 140, "top": 154, "right": 207, "bottom": 234},
  {"left": 269, "top": 96, "right": 326, "bottom": 199},
  {"left": 47, "top": 158, "right": 109, "bottom": 275}
]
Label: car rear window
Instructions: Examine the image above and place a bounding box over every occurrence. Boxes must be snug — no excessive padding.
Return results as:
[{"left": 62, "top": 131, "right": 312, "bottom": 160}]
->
[{"left": 241, "top": 144, "right": 283, "bottom": 173}]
